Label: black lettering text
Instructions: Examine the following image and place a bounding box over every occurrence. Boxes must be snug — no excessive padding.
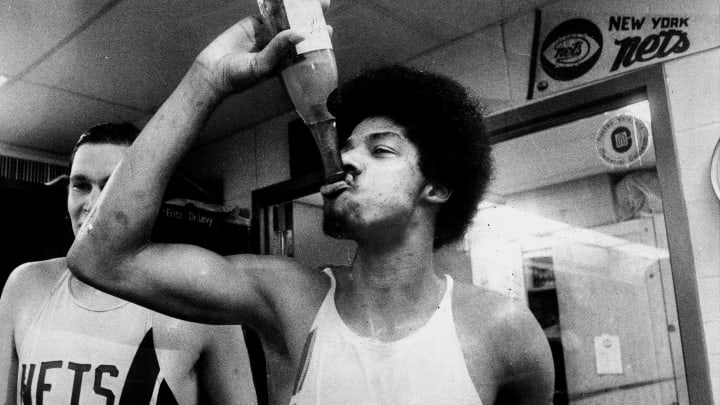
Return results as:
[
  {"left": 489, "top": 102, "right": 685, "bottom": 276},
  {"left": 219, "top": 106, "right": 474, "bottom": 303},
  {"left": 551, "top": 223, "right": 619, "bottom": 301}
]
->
[
  {"left": 610, "top": 16, "right": 646, "bottom": 30},
  {"left": 612, "top": 36, "right": 641, "bottom": 71},
  {"left": 652, "top": 17, "right": 662, "bottom": 29},
  {"left": 68, "top": 363, "right": 91, "bottom": 405},
  {"left": 669, "top": 29, "right": 691, "bottom": 53},
  {"left": 621, "top": 16, "right": 630, "bottom": 30},
  {"left": 631, "top": 17, "right": 645, "bottom": 30},
  {"left": 651, "top": 17, "right": 689, "bottom": 30},
  {"left": 611, "top": 30, "right": 690, "bottom": 71},
  {"left": 636, "top": 35, "right": 661, "bottom": 61},
  {"left": 94, "top": 365, "right": 118, "bottom": 405},
  {"left": 37, "top": 361, "right": 63, "bottom": 405},
  {"left": 21, "top": 364, "right": 36, "bottom": 405}
]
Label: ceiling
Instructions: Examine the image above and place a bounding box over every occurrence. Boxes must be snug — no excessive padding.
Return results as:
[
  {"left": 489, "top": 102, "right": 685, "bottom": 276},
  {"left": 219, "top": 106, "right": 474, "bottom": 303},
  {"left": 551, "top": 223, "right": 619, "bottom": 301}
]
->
[{"left": 0, "top": 0, "right": 541, "bottom": 158}]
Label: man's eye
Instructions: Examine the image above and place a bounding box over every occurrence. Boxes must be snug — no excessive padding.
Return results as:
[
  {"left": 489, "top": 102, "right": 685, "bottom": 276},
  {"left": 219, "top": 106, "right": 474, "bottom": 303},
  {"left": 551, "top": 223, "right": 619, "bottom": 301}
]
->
[
  {"left": 372, "top": 147, "right": 394, "bottom": 155},
  {"left": 70, "top": 183, "right": 90, "bottom": 192}
]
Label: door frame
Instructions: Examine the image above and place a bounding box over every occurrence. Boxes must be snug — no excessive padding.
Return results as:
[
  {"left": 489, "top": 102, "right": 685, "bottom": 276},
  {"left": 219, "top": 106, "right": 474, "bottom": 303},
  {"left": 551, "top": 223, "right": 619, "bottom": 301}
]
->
[{"left": 484, "top": 64, "right": 713, "bottom": 404}]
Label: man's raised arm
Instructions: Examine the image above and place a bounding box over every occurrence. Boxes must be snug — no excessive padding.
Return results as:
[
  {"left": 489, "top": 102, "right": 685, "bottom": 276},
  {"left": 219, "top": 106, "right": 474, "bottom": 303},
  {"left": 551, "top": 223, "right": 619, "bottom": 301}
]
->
[{"left": 67, "top": 17, "right": 306, "bottom": 325}]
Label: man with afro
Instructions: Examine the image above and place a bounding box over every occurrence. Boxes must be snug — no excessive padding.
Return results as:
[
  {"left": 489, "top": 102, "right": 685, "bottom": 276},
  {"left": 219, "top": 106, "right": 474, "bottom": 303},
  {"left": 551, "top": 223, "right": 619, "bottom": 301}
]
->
[{"left": 68, "top": 13, "right": 554, "bottom": 405}]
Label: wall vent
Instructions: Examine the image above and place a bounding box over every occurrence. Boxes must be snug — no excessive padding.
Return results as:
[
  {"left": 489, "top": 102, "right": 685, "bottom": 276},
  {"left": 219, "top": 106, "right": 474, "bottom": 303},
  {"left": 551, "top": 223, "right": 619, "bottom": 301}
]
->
[{"left": 0, "top": 154, "right": 69, "bottom": 185}]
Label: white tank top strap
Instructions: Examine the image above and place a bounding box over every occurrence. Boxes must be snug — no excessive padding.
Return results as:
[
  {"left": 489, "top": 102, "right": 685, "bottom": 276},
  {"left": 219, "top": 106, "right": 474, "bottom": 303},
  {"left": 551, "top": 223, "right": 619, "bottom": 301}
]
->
[
  {"left": 313, "top": 267, "right": 338, "bottom": 328},
  {"left": 321, "top": 267, "right": 336, "bottom": 289},
  {"left": 440, "top": 274, "right": 454, "bottom": 309},
  {"left": 50, "top": 268, "right": 73, "bottom": 304},
  {"left": 18, "top": 270, "right": 72, "bottom": 358},
  {"left": 28, "top": 269, "right": 73, "bottom": 328},
  {"left": 145, "top": 304, "right": 155, "bottom": 333},
  {"left": 290, "top": 270, "right": 482, "bottom": 404}
]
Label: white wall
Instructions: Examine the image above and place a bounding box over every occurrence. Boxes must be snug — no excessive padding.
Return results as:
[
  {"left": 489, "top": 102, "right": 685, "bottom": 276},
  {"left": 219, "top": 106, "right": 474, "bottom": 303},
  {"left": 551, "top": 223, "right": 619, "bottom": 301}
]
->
[
  {"left": 663, "top": 48, "right": 720, "bottom": 403},
  {"left": 181, "top": 112, "right": 294, "bottom": 210}
]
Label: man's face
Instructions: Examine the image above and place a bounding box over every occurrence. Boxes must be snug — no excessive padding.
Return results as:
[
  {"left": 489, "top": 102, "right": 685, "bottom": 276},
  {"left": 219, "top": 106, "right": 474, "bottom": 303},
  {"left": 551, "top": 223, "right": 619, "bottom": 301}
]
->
[
  {"left": 67, "top": 143, "right": 128, "bottom": 236},
  {"left": 321, "top": 116, "right": 427, "bottom": 241}
]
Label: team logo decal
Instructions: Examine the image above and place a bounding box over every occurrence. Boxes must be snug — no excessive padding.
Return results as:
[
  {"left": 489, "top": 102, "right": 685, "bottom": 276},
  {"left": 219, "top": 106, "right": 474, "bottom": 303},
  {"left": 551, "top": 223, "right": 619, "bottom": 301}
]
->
[
  {"left": 120, "top": 329, "right": 179, "bottom": 405},
  {"left": 540, "top": 18, "right": 603, "bottom": 81},
  {"left": 596, "top": 113, "right": 651, "bottom": 167},
  {"left": 20, "top": 329, "right": 178, "bottom": 405}
]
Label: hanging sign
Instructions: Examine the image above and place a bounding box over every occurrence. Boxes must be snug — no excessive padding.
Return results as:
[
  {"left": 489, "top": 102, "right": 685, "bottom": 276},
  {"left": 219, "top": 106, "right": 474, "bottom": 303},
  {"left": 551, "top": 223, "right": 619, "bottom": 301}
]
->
[
  {"left": 596, "top": 113, "right": 651, "bottom": 167},
  {"left": 531, "top": 12, "right": 720, "bottom": 97}
]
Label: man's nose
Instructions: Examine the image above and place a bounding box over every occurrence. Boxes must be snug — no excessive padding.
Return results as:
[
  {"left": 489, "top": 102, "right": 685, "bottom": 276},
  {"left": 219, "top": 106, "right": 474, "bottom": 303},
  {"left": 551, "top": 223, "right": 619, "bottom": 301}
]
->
[
  {"left": 86, "top": 186, "right": 102, "bottom": 212},
  {"left": 340, "top": 149, "right": 361, "bottom": 176}
]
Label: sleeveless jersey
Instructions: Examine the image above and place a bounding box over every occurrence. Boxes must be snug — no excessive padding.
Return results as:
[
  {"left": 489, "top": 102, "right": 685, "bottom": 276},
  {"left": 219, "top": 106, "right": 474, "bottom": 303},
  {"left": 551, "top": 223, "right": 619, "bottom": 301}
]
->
[
  {"left": 289, "top": 269, "right": 483, "bottom": 405},
  {"left": 16, "top": 270, "right": 188, "bottom": 405}
]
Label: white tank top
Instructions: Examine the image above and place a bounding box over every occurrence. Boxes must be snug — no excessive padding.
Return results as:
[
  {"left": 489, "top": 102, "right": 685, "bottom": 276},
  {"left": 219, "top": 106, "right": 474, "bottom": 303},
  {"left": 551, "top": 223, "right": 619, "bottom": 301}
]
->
[
  {"left": 17, "top": 270, "right": 185, "bottom": 404},
  {"left": 289, "top": 268, "right": 483, "bottom": 405}
]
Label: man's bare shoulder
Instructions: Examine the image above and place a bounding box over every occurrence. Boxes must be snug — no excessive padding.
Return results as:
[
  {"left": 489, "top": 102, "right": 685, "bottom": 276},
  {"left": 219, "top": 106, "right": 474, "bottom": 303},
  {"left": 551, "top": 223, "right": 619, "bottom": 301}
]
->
[
  {"left": 1, "top": 258, "right": 68, "bottom": 336},
  {"left": 454, "top": 281, "right": 549, "bottom": 353},
  {"left": 452, "top": 280, "right": 503, "bottom": 305},
  {"left": 452, "top": 281, "right": 525, "bottom": 325},
  {"left": 452, "top": 281, "right": 554, "bottom": 404},
  {"left": 3, "top": 258, "right": 67, "bottom": 301},
  {"left": 228, "top": 254, "right": 330, "bottom": 299},
  {"left": 226, "top": 255, "right": 331, "bottom": 350}
]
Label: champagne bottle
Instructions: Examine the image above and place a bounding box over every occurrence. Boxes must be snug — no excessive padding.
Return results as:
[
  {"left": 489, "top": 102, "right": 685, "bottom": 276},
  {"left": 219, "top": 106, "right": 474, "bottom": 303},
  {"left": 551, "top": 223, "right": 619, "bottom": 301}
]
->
[{"left": 258, "top": 0, "right": 345, "bottom": 184}]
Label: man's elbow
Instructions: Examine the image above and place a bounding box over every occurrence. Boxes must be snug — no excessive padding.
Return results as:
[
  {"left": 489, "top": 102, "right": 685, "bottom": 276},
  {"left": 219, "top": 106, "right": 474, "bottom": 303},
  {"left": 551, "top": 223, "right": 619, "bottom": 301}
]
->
[{"left": 66, "top": 238, "right": 108, "bottom": 286}]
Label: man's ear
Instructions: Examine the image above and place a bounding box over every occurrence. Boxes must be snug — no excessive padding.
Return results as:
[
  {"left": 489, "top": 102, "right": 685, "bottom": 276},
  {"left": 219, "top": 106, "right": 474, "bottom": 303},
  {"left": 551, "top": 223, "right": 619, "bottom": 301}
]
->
[{"left": 423, "top": 182, "right": 451, "bottom": 204}]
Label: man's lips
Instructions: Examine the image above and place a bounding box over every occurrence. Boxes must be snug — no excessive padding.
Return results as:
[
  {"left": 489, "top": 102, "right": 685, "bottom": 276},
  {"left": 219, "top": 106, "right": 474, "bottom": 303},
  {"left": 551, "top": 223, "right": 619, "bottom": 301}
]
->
[{"left": 320, "top": 180, "right": 351, "bottom": 199}]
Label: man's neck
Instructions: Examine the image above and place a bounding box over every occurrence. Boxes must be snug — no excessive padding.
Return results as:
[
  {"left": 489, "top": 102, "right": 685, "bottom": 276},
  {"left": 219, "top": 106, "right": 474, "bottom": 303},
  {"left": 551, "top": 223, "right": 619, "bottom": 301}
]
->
[{"left": 335, "top": 236, "right": 445, "bottom": 341}]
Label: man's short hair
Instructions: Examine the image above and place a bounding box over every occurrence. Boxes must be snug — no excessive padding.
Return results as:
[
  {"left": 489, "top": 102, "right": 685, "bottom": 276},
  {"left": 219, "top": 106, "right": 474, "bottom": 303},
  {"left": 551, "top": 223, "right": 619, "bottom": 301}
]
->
[
  {"left": 69, "top": 122, "right": 140, "bottom": 165},
  {"left": 328, "top": 64, "right": 493, "bottom": 249}
]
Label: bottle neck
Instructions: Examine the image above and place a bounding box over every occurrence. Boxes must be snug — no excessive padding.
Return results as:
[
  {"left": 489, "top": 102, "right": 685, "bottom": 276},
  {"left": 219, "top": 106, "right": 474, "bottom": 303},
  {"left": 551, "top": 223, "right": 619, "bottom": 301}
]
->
[{"left": 305, "top": 119, "right": 344, "bottom": 183}]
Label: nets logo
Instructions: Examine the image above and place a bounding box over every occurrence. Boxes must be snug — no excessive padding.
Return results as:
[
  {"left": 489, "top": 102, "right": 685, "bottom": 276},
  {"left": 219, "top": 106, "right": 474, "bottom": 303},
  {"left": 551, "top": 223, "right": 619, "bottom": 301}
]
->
[{"left": 540, "top": 19, "right": 603, "bottom": 81}]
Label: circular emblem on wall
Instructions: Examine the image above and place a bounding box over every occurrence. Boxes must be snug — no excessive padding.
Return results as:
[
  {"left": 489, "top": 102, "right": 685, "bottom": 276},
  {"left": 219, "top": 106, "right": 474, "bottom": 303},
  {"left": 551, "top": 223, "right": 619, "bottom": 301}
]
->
[
  {"left": 540, "top": 18, "right": 603, "bottom": 81},
  {"left": 596, "top": 113, "right": 651, "bottom": 167}
]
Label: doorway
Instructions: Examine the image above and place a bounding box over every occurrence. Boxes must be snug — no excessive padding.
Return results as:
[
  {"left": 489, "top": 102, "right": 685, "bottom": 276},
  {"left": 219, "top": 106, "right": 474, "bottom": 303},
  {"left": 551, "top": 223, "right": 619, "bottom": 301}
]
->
[{"left": 479, "top": 65, "right": 712, "bottom": 404}]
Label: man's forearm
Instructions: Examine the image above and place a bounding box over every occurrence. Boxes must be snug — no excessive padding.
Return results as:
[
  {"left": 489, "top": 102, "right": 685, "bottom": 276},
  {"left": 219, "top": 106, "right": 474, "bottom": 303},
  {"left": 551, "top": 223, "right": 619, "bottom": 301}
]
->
[
  {"left": 67, "top": 14, "right": 296, "bottom": 302},
  {"left": 67, "top": 62, "right": 225, "bottom": 283},
  {"left": 122, "top": 60, "right": 225, "bottom": 202}
]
